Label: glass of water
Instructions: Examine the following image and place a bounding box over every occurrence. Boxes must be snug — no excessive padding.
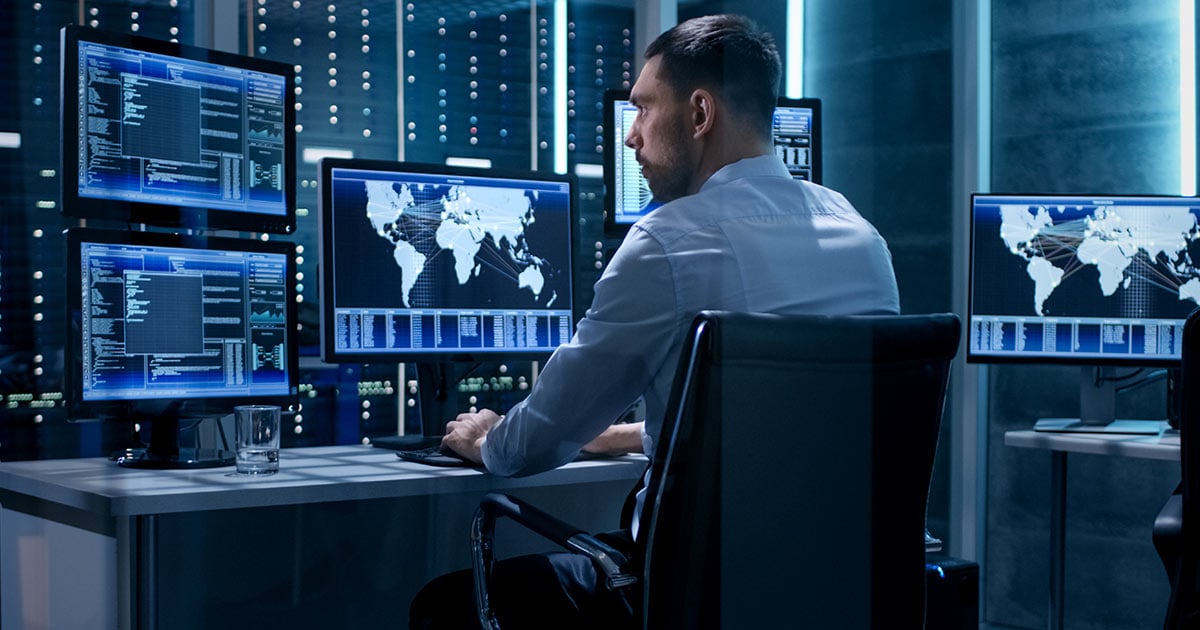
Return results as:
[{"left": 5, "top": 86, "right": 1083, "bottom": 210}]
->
[{"left": 234, "top": 405, "right": 281, "bottom": 474}]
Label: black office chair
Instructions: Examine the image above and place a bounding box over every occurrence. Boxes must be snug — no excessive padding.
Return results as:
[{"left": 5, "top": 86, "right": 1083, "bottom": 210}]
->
[
  {"left": 1155, "top": 309, "right": 1200, "bottom": 628},
  {"left": 471, "top": 311, "right": 962, "bottom": 629}
]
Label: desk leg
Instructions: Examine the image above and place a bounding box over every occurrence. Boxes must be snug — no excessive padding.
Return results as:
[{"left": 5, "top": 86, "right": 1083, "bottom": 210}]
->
[
  {"left": 1049, "top": 450, "right": 1066, "bottom": 630},
  {"left": 117, "top": 515, "right": 157, "bottom": 630},
  {"left": 138, "top": 515, "right": 157, "bottom": 630},
  {"left": 117, "top": 517, "right": 133, "bottom": 630}
]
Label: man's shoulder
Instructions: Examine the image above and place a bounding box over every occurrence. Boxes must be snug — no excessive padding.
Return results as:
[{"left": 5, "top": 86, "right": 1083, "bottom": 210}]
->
[{"left": 651, "top": 175, "right": 855, "bottom": 225}]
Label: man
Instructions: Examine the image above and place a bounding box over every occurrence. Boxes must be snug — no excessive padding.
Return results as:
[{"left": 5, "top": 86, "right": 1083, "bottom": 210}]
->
[{"left": 411, "top": 14, "right": 899, "bottom": 629}]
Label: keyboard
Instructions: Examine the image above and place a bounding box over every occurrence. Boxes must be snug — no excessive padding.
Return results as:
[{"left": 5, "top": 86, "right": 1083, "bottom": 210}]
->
[
  {"left": 367, "top": 434, "right": 479, "bottom": 468},
  {"left": 396, "top": 447, "right": 614, "bottom": 468},
  {"left": 395, "top": 445, "right": 478, "bottom": 468},
  {"left": 370, "top": 434, "right": 442, "bottom": 451},
  {"left": 374, "top": 434, "right": 619, "bottom": 468}
]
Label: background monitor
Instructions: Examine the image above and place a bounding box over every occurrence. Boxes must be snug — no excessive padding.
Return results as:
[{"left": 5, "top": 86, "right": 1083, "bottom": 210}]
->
[
  {"left": 318, "top": 159, "right": 579, "bottom": 445},
  {"left": 773, "top": 97, "right": 822, "bottom": 182},
  {"left": 318, "top": 158, "right": 579, "bottom": 364},
  {"left": 968, "top": 193, "right": 1200, "bottom": 431},
  {"left": 602, "top": 90, "right": 821, "bottom": 238},
  {"left": 66, "top": 228, "right": 299, "bottom": 467},
  {"left": 61, "top": 25, "right": 296, "bottom": 234}
]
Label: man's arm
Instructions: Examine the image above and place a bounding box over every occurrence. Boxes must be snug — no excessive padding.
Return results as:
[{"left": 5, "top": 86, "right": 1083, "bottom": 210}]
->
[
  {"left": 443, "top": 413, "right": 644, "bottom": 462},
  {"left": 581, "top": 421, "right": 644, "bottom": 456},
  {"left": 476, "top": 230, "right": 678, "bottom": 477}
]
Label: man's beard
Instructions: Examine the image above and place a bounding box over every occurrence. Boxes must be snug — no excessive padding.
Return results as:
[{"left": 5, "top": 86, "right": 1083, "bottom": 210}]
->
[{"left": 642, "top": 117, "right": 693, "bottom": 202}]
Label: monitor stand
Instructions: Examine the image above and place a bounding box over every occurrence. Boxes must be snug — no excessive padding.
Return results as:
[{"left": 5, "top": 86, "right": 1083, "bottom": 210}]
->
[
  {"left": 371, "top": 362, "right": 471, "bottom": 450},
  {"left": 110, "top": 415, "right": 236, "bottom": 469},
  {"left": 1033, "top": 366, "right": 1167, "bottom": 435}
]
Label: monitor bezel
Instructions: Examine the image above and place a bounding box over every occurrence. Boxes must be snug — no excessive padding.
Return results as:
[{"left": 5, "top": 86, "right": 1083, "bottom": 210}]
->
[
  {"left": 966, "top": 192, "right": 1197, "bottom": 367},
  {"left": 60, "top": 25, "right": 297, "bottom": 234},
  {"left": 317, "top": 157, "right": 581, "bottom": 364},
  {"left": 602, "top": 90, "right": 823, "bottom": 239},
  {"left": 65, "top": 227, "right": 301, "bottom": 422}
]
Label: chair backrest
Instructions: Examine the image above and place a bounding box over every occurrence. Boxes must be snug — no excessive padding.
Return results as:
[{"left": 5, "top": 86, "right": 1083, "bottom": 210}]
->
[
  {"left": 1167, "top": 309, "right": 1200, "bottom": 626},
  {"left": 1182, "top": 310, "right": 1200, "bottom": 519},
  {"left": 638, "top": 311, "right": 961, "bottom": 629}
]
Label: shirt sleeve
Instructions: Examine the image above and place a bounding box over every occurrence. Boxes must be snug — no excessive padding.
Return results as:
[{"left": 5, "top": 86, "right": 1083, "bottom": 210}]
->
[{"left": 481, "top": 227, "right": 679, "bottom": 476}]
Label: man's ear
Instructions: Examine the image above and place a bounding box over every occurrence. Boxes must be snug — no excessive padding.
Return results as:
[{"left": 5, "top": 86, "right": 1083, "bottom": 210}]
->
[{"left": 689, "top": 89, "right": 716, "bottom": 139}]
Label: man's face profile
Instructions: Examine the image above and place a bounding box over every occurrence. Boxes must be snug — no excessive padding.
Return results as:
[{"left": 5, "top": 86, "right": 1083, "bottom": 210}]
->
[{"left": 624, "top": 56, "right": 695, "bottom": 203}]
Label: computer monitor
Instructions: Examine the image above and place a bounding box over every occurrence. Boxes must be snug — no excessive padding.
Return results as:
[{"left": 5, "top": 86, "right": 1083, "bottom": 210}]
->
[
  {"left": 60, "top": 25, "right": 296, "bottom": 234},
  {"left": 968, "top": 193, "right": 1200, "bottom": 432},
  {"left": 603, "top": 90, "right": 821, "bottom": 238},
  {"left": 317, "top": 159, "right": 579, "bottom": 441},
  {"left": 772, "top": 97, "right": 822, "bottom": 183},
  {"left": 66, "top": 228, "right": 299, "bottom": 468}
]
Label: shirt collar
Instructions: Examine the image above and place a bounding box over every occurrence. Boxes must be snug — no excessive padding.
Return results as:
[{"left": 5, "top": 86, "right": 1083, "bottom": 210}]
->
[{"left": 699, "top": 154, "right": 793, "bottom": 193}]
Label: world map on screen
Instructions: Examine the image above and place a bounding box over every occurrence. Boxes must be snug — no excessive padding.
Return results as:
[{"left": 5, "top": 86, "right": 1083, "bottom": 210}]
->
[
  {"left": 998, "top": 203, "right": 1200, "bottom": 316},
  {"left": 363, "top": 180, "right": 555, "bottom": 308}
]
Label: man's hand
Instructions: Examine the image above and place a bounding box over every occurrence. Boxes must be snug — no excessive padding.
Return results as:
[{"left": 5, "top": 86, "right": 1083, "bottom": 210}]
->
[{"left": 441, "top": 409, "right": 503, "bottom": 465}]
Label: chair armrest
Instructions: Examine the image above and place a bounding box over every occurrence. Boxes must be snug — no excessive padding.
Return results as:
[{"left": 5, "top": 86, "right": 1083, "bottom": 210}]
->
[
  {"left": 1154, "top": 492, "right": 1183, "bottom": 585},
  {"left": 1156, "top": 493, "right": 1184, "bottom": 539},
  {"left": 478, "top": 492, "right": 588, "bottom": 548},
  {"left": 471, "top": 492, "right": 636, "bottom": 629}
]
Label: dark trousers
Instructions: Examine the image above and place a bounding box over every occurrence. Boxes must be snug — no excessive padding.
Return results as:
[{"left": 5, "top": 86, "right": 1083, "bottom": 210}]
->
[{"left": 409, "top": 532, "right": 638, "bottom": 630}]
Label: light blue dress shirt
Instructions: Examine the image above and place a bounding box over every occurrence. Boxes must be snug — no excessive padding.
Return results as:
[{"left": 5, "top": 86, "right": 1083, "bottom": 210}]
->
[{"left": 481, "top": 155, "right": 900, "bottom": 496}]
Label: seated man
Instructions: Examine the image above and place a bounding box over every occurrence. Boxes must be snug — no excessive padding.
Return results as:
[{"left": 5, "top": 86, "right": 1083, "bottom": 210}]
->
[{"left": 410, "top": 13, "right": 900, "bottom": 630}]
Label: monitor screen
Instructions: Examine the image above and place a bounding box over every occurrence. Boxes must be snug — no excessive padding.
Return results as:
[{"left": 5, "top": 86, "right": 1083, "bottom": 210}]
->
[
  {"left": 66, "top": 228, "right": 299, "bottom": 466},
  {"left": 603, "top": 90, "right": 821, "bottom": 237},
  {"left": 968, "top": 193, "right": 1200, "bottom": 366},
  {"left": 60, "top": 25, "right": 296, "bottom": 234},
  {"left": 318, "top": 158, "right": 579, "bottom": 363}
]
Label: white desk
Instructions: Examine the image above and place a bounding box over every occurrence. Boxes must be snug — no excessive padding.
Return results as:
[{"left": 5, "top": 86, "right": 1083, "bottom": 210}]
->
[
  {"left": 1004, "top": 429, "right": 1179, "bottom": 630},
  {"left": 0, "top": 445, "right": 647, "bottom": 630}
]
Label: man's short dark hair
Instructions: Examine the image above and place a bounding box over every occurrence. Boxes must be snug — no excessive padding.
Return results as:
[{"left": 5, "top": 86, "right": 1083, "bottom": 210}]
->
[{"left": 645, "top": 14, "right": 782, "bottom": 137}]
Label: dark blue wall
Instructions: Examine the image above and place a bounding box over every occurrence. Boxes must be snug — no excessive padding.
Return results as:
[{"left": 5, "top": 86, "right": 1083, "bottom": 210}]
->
[
  {"left": 806, "top": 0, "right": 1181, "bottom": 627},
  {"left": 987, "top": 2, "right": 1181, "bottom": 628}
]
